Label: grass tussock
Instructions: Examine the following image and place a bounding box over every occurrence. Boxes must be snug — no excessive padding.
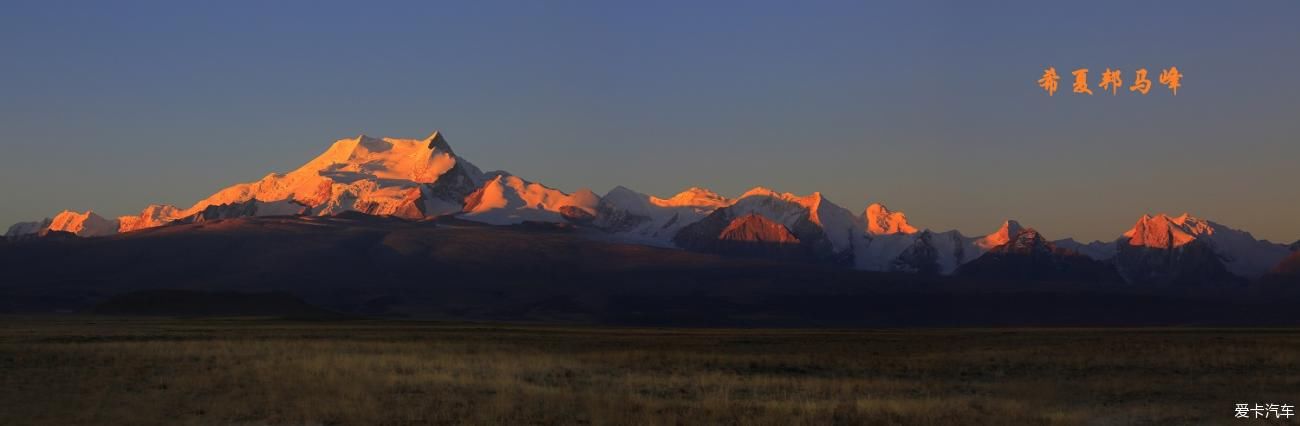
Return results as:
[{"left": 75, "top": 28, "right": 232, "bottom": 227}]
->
[{"left": 1, "top": 319, "right": 1297, "bottom": 425}]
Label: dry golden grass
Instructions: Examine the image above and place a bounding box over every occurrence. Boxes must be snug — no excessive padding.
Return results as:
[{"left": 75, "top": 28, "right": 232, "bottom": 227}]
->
[{"left": 1, "top": 318, "right": 1297, "bottom": 425}]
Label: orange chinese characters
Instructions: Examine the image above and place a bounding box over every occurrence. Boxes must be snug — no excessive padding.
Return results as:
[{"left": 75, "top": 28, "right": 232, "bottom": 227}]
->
[
  {"left": 1071, "top": 68, "right": 1093, "bottom": 95},
  {"left": 1129, "top": 68, "right": 1152, "bottom": 95},
  {"left": 1038, "top": 67, "right": 1061, "bottom": 96},
  {"left": 1040, "top": 66, "right": 1060, "bottom": 95},
  {"left": 1098, "top": 68, "right": 1122, "bottom": 95},
  {"left": 1159, "top": 67, "right": 1183, "bottom": 95}
]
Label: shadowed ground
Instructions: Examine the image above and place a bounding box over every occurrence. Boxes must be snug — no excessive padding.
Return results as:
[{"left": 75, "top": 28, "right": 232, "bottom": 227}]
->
[{"left": 1, "top": 318, "right": 1296, "bottom": 425}]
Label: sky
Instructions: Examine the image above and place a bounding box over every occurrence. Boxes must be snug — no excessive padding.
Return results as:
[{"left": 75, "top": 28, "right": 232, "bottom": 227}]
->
[{"left": 1, "top": 0, "right": 1298, "bottom": 242}]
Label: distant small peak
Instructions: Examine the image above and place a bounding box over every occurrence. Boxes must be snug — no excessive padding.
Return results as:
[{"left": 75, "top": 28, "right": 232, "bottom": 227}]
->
[
  {"left": 606, "top": 185, "right": 648, "bottom": 198},
  {"left": 1171, "top": 212, "right": 1198, "bottom": 225},
  {"left": 741, "top": 186, "right": 778, "bottom": 198}
]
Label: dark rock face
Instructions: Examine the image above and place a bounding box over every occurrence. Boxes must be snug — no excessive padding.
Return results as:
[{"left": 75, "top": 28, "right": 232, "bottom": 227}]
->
[
  {"left": 958, "top": 229, "right": 1120, "bottom": 283},
  {"left": 36, "top": 230, "right": 81, "bottom": 241},
  {"left": 424, "top": 161, "right": 482, "bottom": 211},
  {"left": 173, "top": 200, "right": 309, "bottom": 224},
  {"left": 719, "top": 213, "right": 800, "bottom": 244},
  {"left": 673, "top": 209, "right": 838, "bottom": 263},
  {"left": 559, "top": 206, "right": 596, "bottom": 224},
  {"left": 675, "top": 213, "right": 815, "bottom": 261},
  {"left": 1113, "top": 238, "right": 1242, "bottom": 286},
  {"left": 591, "top": 202, "right": 650, "bottom": 233},
  {"left": 891, "top": 231, "right": 943, "bottom": 275}
]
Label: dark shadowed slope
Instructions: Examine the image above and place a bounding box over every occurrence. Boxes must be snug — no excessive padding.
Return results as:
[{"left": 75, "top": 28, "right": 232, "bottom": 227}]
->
[
  {"left": 3, "top": 214, "right": 1300, "bottom": 326},
  {"left": 1277, "top": 251, "right": 1300, "bottom": 275},
  {"left": 958, "top": 229, "right": 1121, "bottom": 283}
]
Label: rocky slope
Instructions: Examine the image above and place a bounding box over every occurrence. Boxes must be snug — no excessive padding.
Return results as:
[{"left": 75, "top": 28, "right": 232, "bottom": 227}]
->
[{"left": 957, "top": 228, "right": 1120, "bottom": 283}]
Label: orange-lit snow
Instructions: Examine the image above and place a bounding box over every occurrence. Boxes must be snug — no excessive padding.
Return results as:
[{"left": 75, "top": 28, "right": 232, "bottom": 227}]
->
[
  {"left": 184, "top": 131, "right": 470, "bottom": 217},
  {"left": 117, "top": 204, "right": 182, "bottom": 233},
  {"left": 46, "top": 210, "right": 118, "bottom": 237},
  {"left": 864, "top": 203, "right": 918, "bottom": 235}
]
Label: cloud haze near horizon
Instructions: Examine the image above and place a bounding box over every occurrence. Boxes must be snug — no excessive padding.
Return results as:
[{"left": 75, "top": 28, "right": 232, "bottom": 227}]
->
[{"left": 1, "top": 1, "right": 1298, "bottom": 242}]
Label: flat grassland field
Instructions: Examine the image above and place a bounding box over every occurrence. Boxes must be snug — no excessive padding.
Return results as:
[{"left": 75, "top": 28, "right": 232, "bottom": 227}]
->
[{"left": 1, "top": 319, "right": 1297, "bottom": 425}]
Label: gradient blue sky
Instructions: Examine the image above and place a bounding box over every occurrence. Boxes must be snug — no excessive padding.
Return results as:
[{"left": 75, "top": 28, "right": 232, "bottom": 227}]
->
[{"left": 2, "top": 1, "right": 1298, "bottom": 242}]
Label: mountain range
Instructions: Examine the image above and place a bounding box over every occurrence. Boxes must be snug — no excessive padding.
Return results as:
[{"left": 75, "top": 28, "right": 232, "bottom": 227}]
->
[{"left": 7, "top": 130, "right": 1297, "bottom": 287}]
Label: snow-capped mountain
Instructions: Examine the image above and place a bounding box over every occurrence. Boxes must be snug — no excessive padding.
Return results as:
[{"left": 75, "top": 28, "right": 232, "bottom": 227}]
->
[
  {"left": 44, "top": 210, "right": 119, "bottom": 237},
  {"left": 1114, "top": 213, "right": 1289, "bottom": 283},
  {"left": 118, "top": 205, "right": 183, "bottom": 233},
  {"left": 7, "top": 131, "right": 601, "bottom": 236},
  {"left": 883, "top": 220, "right": 1032, "bottom": 275},
  {"left": 5, "top": 129, "right": 1296, "bottom": 286},
  {"left": 853, "top": 203, "right": 921, "bottom": 270},
  {"left": 5, "top": 218, "right": 52, "bottom": 238},
  {"left": 957, "top": 227, "right": 1119, "bottom": 282},
  {"left": 185, "top": 131, "right": 485, "bottom": 219},
  {"left": 864, "top": 203, "right": 917, "bottom": 236},
  {"left": 592, "top": 186, "right": 730, "bottom": 245},
  {"left": 461, "top": 172, "right": 599, "bottom": 225},
  {"left": 723, "top": 188, "right": 864, "bottom": 253},
  {"left": 672, "top": 187, "right": 866, "bottom": 264},
  {"left": 884, "top": 230, "right": 968, "bottom": 274}
]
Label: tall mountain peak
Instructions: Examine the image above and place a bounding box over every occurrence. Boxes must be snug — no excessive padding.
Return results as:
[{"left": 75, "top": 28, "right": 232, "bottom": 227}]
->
[
  {"left": 1118, "top": 212, "right": 1289, "bottom": 279},
  {"left": 1124, "top": 213, "right": 1204, "bottom": 248},
  {"left": 864, "top": 203, "right": 918, "bottom": 235},
  {"left": 977, "top": 219, "right": 1025, "bottom": 249}
]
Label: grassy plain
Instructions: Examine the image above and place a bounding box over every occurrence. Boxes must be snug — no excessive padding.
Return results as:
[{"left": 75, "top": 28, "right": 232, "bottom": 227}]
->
[{"left": 1, "top": 318, "right": 1297, "bottom": 425}]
